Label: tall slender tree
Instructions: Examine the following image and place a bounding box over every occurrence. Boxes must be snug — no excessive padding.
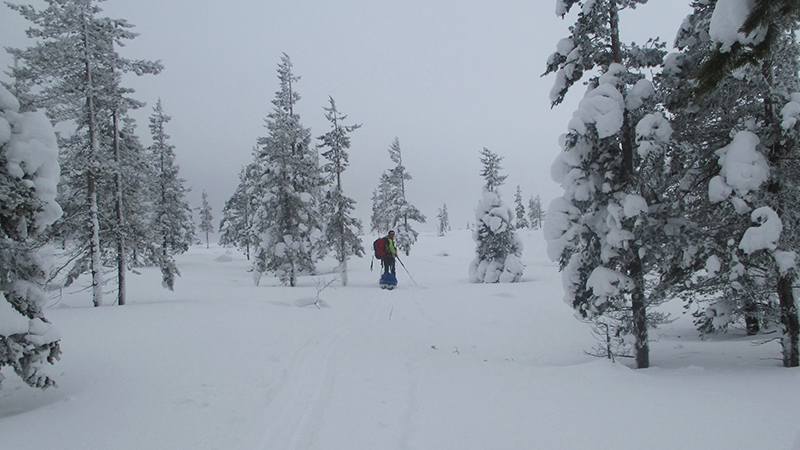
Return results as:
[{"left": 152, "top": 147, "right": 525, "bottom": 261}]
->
[
  {"left": 250, "top": 54, "right": 323, "bottom": 286},
  {"left": 219, "top": 162, "right": 260, "bottom": 260},
  {"left": 112, "top": 116, "right": 155, "bottom": 270},
  {"left": 479, "top": 147, "right": 507, "bottom": 192},
  {"left": 437, "top": 203, "right": 450, "bottom": 236},
  {"left": 148, "top": 99, "right": 195, "bottom": 290},
  {"left": 317, "top": 97, "right": 363, "bottom": 286},
  {"left": 514, "top": 185, "right": 529, "bottom": 229},
  {"left": 198, "top": 191, "right": 213, "bottom": 249},
  {"left": 370, "top": 138, "right": 425, "bottom": 256},
  {"left": 528, "top": 194, "right": 544, "bottom": 230}
]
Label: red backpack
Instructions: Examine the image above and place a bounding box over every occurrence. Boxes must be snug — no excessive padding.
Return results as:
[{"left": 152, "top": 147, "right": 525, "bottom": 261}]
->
[{"left": 373, "top": 237, "right": 389, "bottom": 259}]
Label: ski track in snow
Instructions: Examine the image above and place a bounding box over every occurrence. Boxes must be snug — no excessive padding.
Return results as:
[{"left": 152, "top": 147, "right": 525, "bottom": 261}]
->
[
  {"left": 256, "top": 322, "right": 347, "bottom": 449},
  {"left": 256, "top": 288, "right": 418, "bottom": 450}
]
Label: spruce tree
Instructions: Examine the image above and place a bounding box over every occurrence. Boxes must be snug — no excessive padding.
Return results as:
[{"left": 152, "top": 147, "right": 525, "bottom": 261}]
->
[
  {"left": 317, "top": 97, "right": 363, "bottom": 286},
  {"left": 148, "top": 99, "right": 195, "bottom": 290},
  {"left": 198, "top": 191, "right": 213, "bottom": 249},
  {"left": 0, "top": 86, "right": 62, "bottom": 389},
  {"left": 370, "top": 188, "right": 390, "bottom": 234},
  {"left": 437, "top": 203, "right": 450, "bottom": 236},
  {"left": 514, "top": 185, "right": 529, "bottom": 229},
  {"left": 469, "top": 148, "right": 524, "bottom": 283},
  {"left": 250, "top": 54, "right": 323, "bottom": 287},
  {"left": 543, "top": 0, "right": 668, "bottom": 368},
  {"left": 370, "top": 138, "right": 425, "bottom": 256},
  {"left": 479, "top": 147, "right": 507, "bottom": 192},
  {"left": 105, "top": 113, "right": 156, "bottom": 305},
  {"left": 658, "top": 0, "right": 800, "bottom": 366},
  {"left": 528, "top": 194, "right": 544, "bottom": 230},
  {"left": 219, "top": 162, "right": 260, "bottom": 260}
]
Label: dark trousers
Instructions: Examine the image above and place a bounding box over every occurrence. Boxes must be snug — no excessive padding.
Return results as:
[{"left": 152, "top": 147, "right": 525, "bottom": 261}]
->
[{"left": 382, "top": 257, "right": 396, "bottom": 275}]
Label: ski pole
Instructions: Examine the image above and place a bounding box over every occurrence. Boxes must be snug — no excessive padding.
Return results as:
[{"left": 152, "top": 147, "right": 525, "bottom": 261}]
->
[{"left": 395, "top": 256, "right": 418, "bottom": 286}]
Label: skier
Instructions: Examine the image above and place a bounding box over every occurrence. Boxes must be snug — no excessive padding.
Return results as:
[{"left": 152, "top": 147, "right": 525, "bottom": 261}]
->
[
  {"left": 376, "top": 230, "right": 398, "bottom": 289},
  {"left": 381, "top": 230, "right": 397, "bottom": 275}
]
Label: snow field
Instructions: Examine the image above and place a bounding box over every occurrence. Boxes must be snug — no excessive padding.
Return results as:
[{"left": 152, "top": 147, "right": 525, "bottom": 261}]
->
[{"left": 1, "top": 230, "right": 800, "bottom": 449}]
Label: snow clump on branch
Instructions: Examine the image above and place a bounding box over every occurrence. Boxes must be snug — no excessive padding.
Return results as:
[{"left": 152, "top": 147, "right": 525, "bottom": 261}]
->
[
  {"left": 707, "top": 131, "right": 769, "bottom": 205},
  {"left": 709, "top": 0, "right": 768, "bottom": 53}
]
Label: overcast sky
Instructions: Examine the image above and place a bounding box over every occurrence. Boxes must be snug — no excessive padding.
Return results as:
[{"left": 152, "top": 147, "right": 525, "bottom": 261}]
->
[{"left": 1, "top": 0, "right": 692, "bottom": 234}]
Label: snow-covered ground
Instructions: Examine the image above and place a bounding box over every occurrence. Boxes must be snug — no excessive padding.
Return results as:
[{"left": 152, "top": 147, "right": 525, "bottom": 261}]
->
[{"left": 2, "top": 230, "right": 800, "bottom": 450}]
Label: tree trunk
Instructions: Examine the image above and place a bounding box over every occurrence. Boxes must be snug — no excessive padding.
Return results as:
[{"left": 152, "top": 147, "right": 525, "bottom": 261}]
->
[
  {"left": 610, "top": 0, "right": 649, "bottom": 368},
  {"left": 630, "top": 254, "right": 649, "bottom": 369},
  {"left": 340, "top": 259, "right": 348, "bottom": 287},
  {"left": 113, "top": 110, "right": 126, "bottom": 306},
  {"left": 337, "top": 166, "right": 348, "bottom": 286},
  {"left": 778, "top": 274, "right": 799, "bottom": 367},
  {"left": 84, "top": 15, "right": 103, "bottom": 307},
  {"left": 760, "top": 57, "right": 799, "bottom": 367},
  {"left": 743, "top": 298, "right": 760, "bottom": 335},
  {"left": 88, "top": 172, "right": 103, "bottom": 307}
]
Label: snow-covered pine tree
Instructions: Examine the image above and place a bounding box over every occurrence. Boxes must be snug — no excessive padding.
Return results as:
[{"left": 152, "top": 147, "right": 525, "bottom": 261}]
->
[
  {"left": 650, "top": 1, "right": 766, "bottom": 336},
  {"left": 514, "top": 185, "right": 529, "bottom": 229},
  {"left": 370, "top": 188, "right": 391, "bottom": 234},
  {"left": 528, "top": 194, "right": 544, "bottom": 230},
  {"left": 0, "top": 86, "right": 62, "bottom": 389},
  {"left": 437, "top": 203, "right": 450, "bottom": 236},
  {"left": 711, "top": 0, "right": 800, "bottom": 368},
  {"left": 148, "top": 99, "right": 195, "bottom": 290},
  {"left": 317, "top": 97, "right": 364, "bottom": 286},
  {"left": 199, "top": 191, "right": 213, "bottom": 249},
  {"left": 219, "top": 162, "right": 260, "bottom": 260},
  {"left": 6, "top": 0, "right": 162, "bottom": 306},
  {"left": 47, "top": 109, "right": 151, "bottom": 306},
  {"left": 469, "top": 148, "right": 524, "bottom": 283},
  {"left": 479, "top": 147, "right": 507, "bottom": 192},
  {"left": 111, "top": 117, "right": 155, "bottom": 268},
  {"left": 657, "top": 0, "right": 800, "bottom": 366},
  {"left": 370, "top": 138, "right": 425, "bottom": 255},
  {"left": 103, "top": 112, "right": 158, "bottom": 306},
  {"left": 543, "top": 0, "right": 668, "bottom": 368},
  {"left": 250, "top": 54, "right": 323, "bottom": 287}
]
